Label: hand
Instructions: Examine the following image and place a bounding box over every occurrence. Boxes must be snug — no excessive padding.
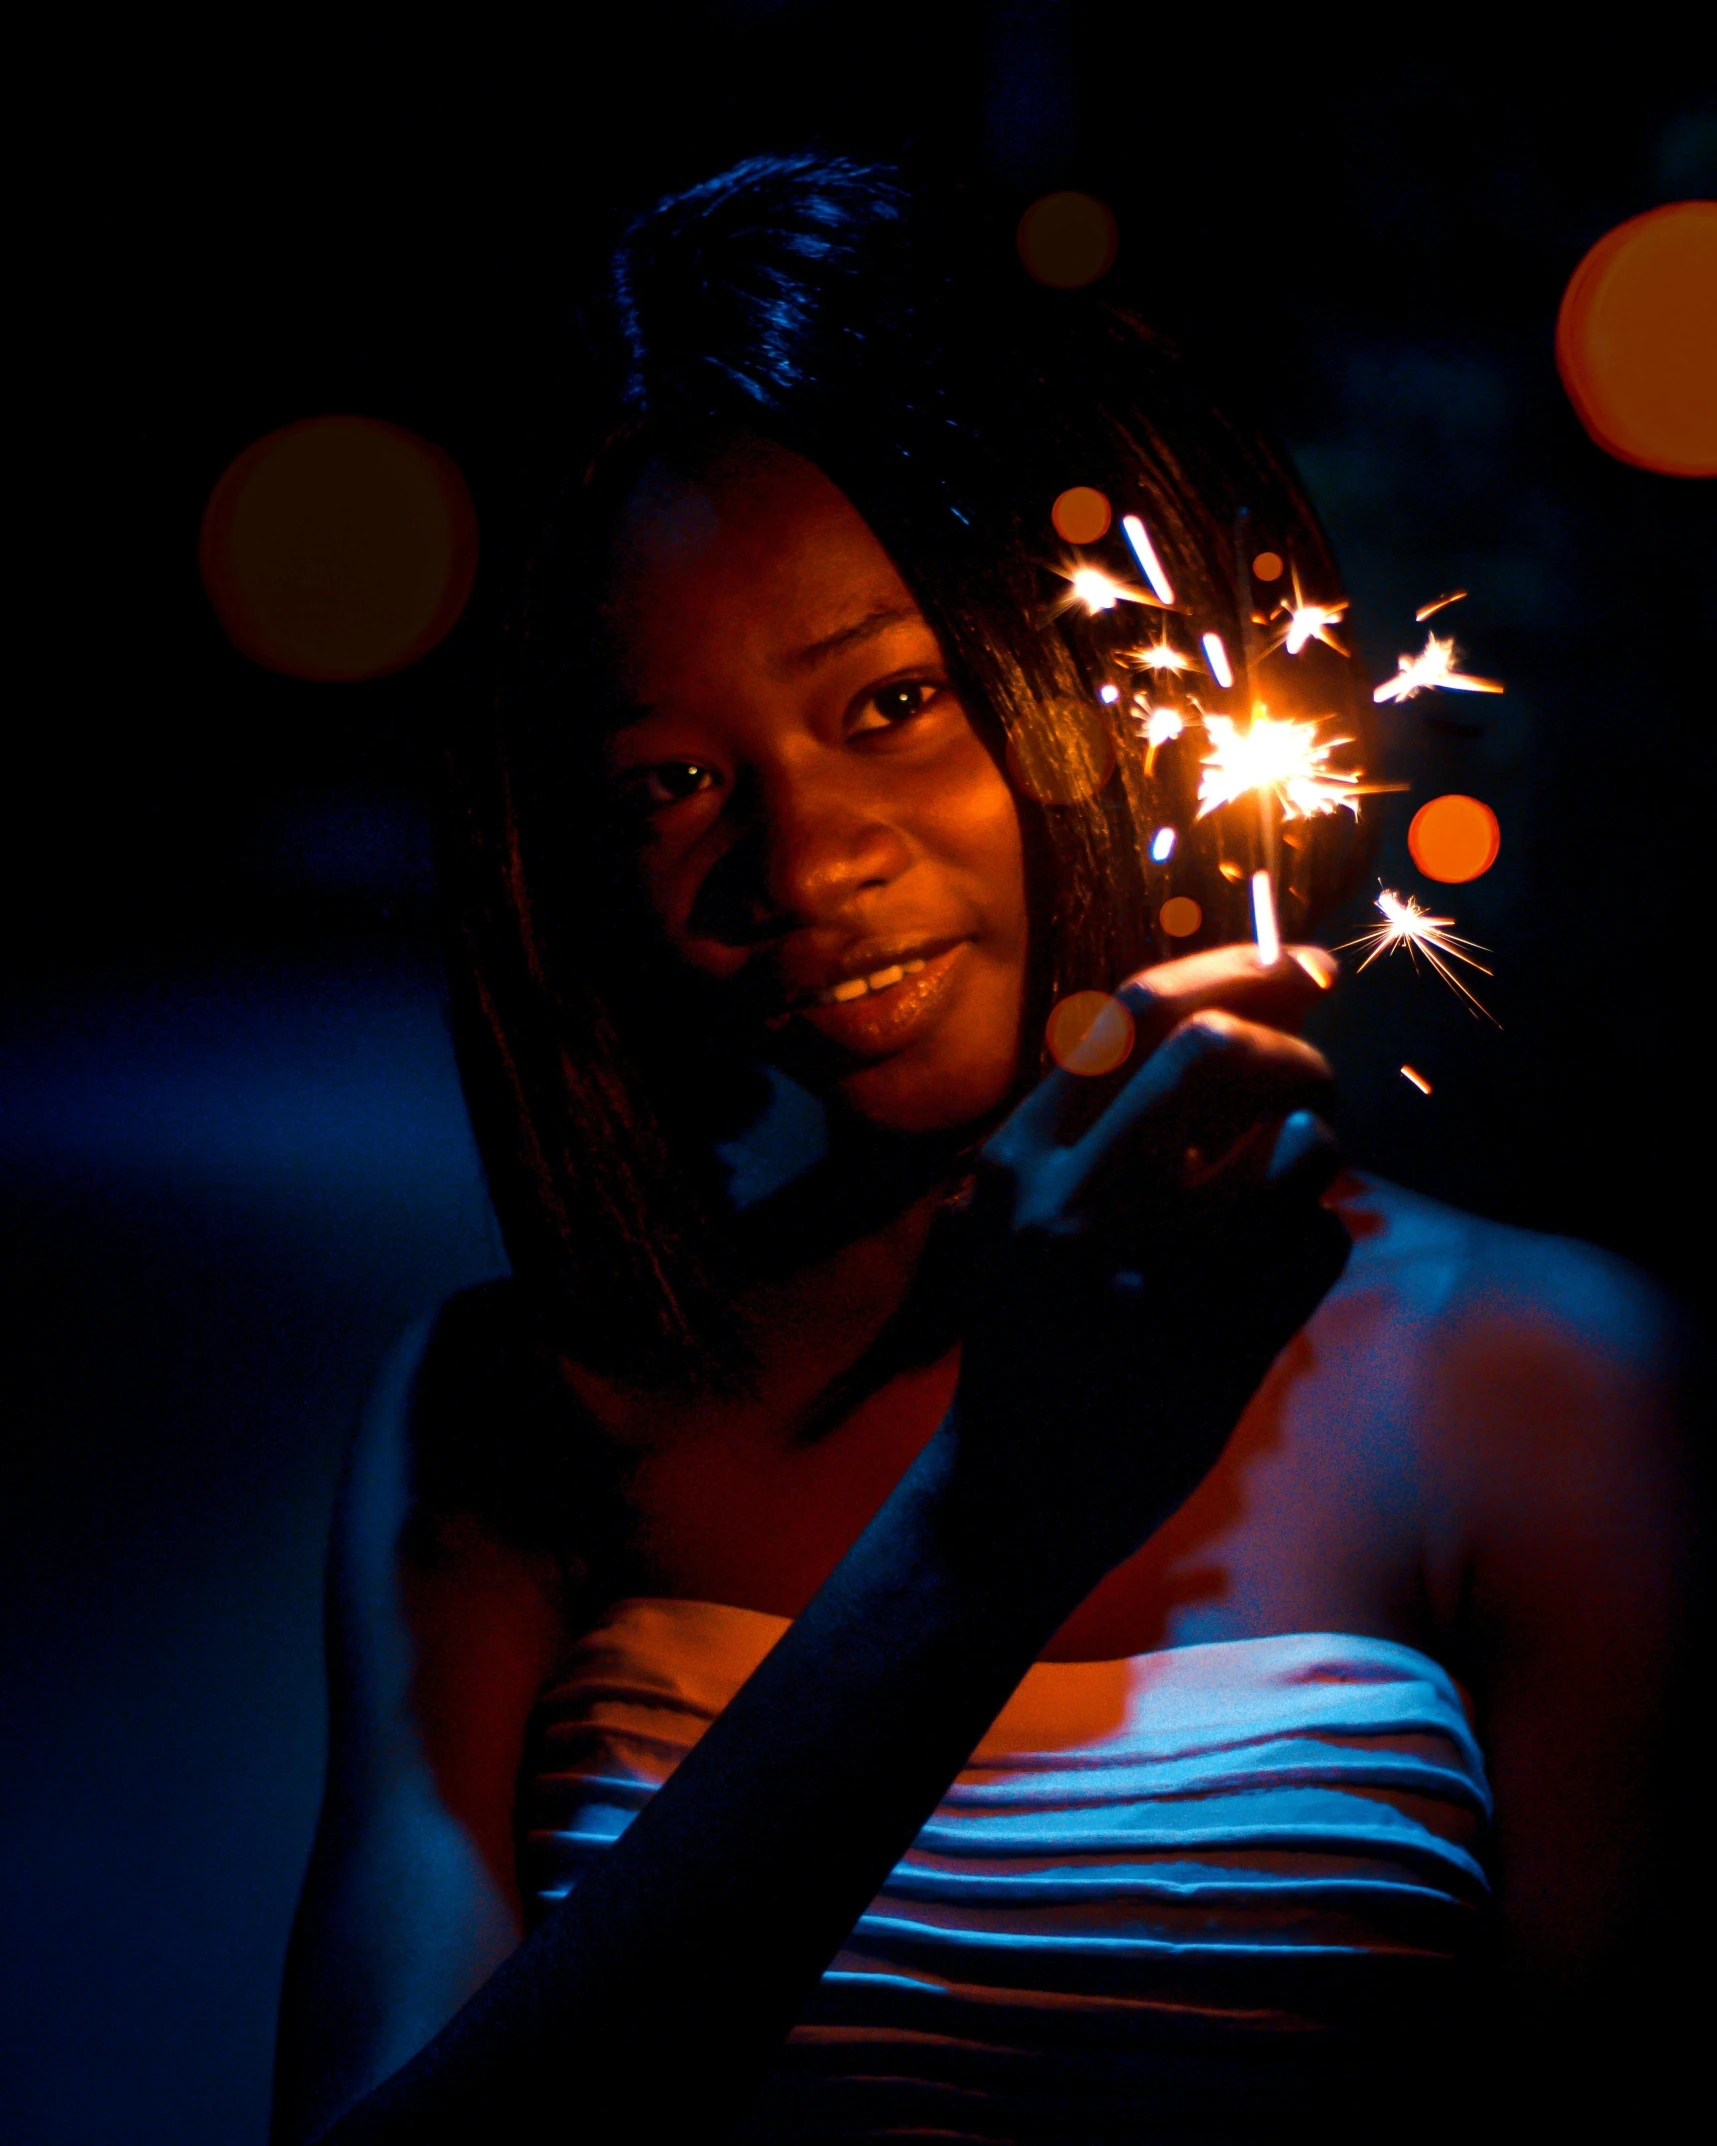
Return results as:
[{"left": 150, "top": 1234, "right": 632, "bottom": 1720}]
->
[{"left": 942, "top": 944, "right": 1350, "bottom": 1604}]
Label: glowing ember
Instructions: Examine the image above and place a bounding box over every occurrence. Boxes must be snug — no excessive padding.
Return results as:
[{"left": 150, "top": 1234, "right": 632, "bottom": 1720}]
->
[
  {"left": 1339, "top": 888, "right": 1498, "bottom": 1022},
  {"left": 1066, "top": 563, "right": 1133, "bottom": 613},
  {"left": 1415, "top": 590, "right": 1467, "bottom": 621},
  {"left": 1374, "top": 633, "right": 1504, "bottom": 703},
  {"left": 1400, "top": 1064, "right": 1434, "bottom": 1095},
  {"left": 1201, "top": 632, "right": 1234, "bottom": 687},
  {"left": 1127, "top": 635, "right": 1195, "bottom": 674},
  {"left": 1149, "top": 825, "right": 1176, "bottom": 861},
  {"left": 1272, "top": 565, "right": 1349, "bottom": 657},
  {"left": 1196, "top": 711, "right": 1371, "bottom": 823},
  {"left": 1121, "top": 514, "right": 1176, "bottom": 604},
  {"left": 1098, "top": 682, "right": 1121, "bottom": 703},
  {"left": 1251, "top": 870, "right": 1280, "bottom": 966}
]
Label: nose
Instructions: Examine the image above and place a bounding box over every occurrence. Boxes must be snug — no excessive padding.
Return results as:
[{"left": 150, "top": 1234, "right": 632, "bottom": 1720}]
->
[{"left": 694, "top": 765, "right": 914, "bottom": 945}]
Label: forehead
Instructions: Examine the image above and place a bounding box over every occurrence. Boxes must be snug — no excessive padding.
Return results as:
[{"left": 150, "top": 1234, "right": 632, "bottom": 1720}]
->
[{"left": 600, "top": 436, "right": 924, "bottom": 709}]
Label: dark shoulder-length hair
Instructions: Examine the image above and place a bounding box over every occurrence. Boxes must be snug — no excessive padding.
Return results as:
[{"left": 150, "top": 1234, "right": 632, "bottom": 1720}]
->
[{"left": 440, "top": 152, "right": 1369, "bottom": 1390}]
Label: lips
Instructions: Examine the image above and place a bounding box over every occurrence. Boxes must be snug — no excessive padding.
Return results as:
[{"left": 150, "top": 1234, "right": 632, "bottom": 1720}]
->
[{"left": 772, "top": 940, "right": 971, "bottom": 1060}]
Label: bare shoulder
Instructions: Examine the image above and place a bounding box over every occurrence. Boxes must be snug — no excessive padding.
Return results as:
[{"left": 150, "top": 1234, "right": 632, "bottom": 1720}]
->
[
  {"left": 274, "top": 1284, "right": 578, "bottom": 2145},
  {"left": 1331, "top": 1173, "right": 1687, "bottom": 1603}
]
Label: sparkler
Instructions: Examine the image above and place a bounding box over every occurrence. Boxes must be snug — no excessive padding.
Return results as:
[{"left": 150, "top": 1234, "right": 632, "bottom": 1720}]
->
[
  {"left": 1373, "top": 633, "right": 1504, "bottom": 703},
  {"left": 1415, "top": 591, "right": 1467, "bottom": 621},
  {"left": 1337, "top": 888, "right": 1498, "bottom": 1022},
  {"left": 1195, "top": 711, "right": 1378, "bottom": 823},
  {"left": 1250, "top": 870, "right": 1280, "bottom": 966}
]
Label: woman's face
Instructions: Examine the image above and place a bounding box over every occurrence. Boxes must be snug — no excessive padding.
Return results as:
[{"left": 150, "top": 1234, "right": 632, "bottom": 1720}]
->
[{"left": 599, "top": 436, "right": 1030, "bottom": 1137}]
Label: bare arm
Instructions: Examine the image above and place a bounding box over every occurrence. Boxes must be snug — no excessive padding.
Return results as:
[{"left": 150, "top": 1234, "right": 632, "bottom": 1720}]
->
[
  {"left": 279, "top": 960, "right": 1348, "bottom": 2144},
  {"left": 1423, "top": 1230, "right": 1693, "bottom": 2126}
]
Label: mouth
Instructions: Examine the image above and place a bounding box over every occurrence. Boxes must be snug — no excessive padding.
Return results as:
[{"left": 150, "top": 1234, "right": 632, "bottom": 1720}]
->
[{"left": 767, "top": 939, "right": 971, "bottom": 1060}]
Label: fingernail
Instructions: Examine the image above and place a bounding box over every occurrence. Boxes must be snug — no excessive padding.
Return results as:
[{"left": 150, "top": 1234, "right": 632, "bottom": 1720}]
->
[{"left": 1289, "top": 947, "right": 1337, "bottom": 989}]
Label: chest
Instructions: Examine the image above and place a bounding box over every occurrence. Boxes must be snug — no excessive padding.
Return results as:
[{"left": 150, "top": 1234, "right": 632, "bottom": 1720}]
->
[{"left": 603, "top": 1270, "right": 1434, "bottom": 1663}]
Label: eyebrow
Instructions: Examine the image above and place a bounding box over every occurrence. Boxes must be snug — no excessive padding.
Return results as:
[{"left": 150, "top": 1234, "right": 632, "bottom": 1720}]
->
[{"left": 775, "top": 602, "right": 925, "bottom": 676}]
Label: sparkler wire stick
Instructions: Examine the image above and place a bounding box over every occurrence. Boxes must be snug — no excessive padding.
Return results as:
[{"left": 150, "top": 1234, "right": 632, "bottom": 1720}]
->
[{"left": 1251, "top": 870, "right": 1280, "bottom": 966}]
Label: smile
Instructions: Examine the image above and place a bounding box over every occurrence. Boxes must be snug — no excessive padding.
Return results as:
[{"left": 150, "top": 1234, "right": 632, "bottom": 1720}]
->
[{"left": 808, "top": 956, "right": 929, "bottom": 1006}]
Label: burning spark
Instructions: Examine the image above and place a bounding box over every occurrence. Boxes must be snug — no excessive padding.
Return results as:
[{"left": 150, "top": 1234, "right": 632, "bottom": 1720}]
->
[
  {"left": 1150, "top": 825, "right": 1177, "bottom": 862},
  {"left": 1098, "top": 682, "right": 1121, "bottom": 704},
  {"left": 1132, "top": 701, "right": 1185, "bottom": 773},
  {"left": 1251, "top": 870, "right": 1280, "bottom": 966},
  {"left": 1201, "top": 633, "right": 1234, "bottom": 687},
  {"left": 1121, "top": 514, "right": 1176, "bottom": 605},
  {"left": 1196, "top": 711, "right": 1378, "bottom": 823},
  {"left": 1127, "top": 635, "right": 1195, "bottom": 675},
  {"left": 1374, "top": 634, "right": 1504, "bottom": 703},
  {"left": 1271, "top": 565, "right": 1349, "bottom": 657},
  {"left": 1065, "top": 563, "right": 1134, "bottom": 614},
  {"left": 1338, "top": 889, "right": 1498, "bottom": 1022},
  {"left": 1400, "top": 1064, "right": 1433, "bottom": 1095},
  {"left": 1415, "top": 590, "right": 1467, "bottom": 621}
]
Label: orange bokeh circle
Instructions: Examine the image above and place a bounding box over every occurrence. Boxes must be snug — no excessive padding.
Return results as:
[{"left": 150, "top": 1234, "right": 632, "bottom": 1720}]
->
[
  {"left": 1052, "top": 485, "right": 1112, "bottom": 543},
  {"left": 1159, "top": 895, "right": 1202, "bottom": 938},
  {"left": 1251, "top": 551, "right": 1284, "bottom": 582},
  {"left": 1046, "top": 991, "right": 1136, "bottom": 1076},
  {"left": 1408, "top": 794, "right": 1501, "bottom": 883},
  {"left": 1017, "top": 192, "right": 1119, "bottom": 289},
  {"left": 1005, "top": 698, "right": 1117, "bottom": 805},
  {"left": 1556, "top": 202, "right": 1717, "bottom": 477},
  {"left": 199, "top": 415, "right": 479, "bottom": 681}
]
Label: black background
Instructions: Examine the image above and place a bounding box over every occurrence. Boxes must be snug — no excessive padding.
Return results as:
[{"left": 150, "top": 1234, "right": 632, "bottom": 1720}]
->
[{"left": 4, "top": 11, "right": 1712, "bottom": 2140}]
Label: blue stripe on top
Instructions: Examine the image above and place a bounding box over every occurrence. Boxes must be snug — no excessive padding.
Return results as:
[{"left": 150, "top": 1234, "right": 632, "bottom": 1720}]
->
[{"left": 519, "top": 1603, "right": 1491, "bottom": 2140}]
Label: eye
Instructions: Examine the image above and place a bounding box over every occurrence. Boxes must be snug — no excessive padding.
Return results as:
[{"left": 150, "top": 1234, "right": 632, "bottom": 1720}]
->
[
  {"left": 847, "top": 678, "right": 945, "bottom": 737},
  {"left": 618, "top": 761, "right": 721, "bottom": 812}
]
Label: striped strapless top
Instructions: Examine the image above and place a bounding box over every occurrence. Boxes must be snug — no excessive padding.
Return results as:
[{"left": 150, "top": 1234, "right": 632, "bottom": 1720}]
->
[{"left": 519, "top": 1601, "right": 1492, "bottom": 2140}]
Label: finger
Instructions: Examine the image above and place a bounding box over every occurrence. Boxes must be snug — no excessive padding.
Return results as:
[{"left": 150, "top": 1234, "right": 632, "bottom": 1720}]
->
[
  {"left": 1265, "top": 1108, "right": 1342, "bottom": 1196},
  {"left": 1116, "top": 943, "right": 1337, "bottom": 1053},
  {"left": 994, "top": 945, "right": 1336, "bottom": 1162},
  {"left": 1071, "top": 1010, "right": 1333, "bottom": 1190}
]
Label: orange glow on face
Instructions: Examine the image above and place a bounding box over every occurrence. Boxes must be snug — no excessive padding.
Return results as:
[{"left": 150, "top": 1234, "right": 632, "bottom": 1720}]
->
[
  {"left": 1052, "top": 486, "right": 1113, "bottom": 543},
  {"left": 199, "top": 415, "right": 478, "bottom": 681},
  {"left": 1159, "top": 895, "right": 1202, "bottom": 938},
  {"left": 1556, "top": 202, "right": 1717, "bottom": 477},
  {"left": 1408, "top": 794, "right": 1501, "bottom": 883},
  {"left": 1046, "top": 991, "right": 1136, "bottom": 1075},
  {"left": 1017, "top": 191, "right": 1119, "bottom": 288}
]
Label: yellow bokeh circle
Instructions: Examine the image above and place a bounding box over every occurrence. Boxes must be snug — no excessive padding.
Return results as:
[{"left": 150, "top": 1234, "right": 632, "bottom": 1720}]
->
[
  {"left": 1556, "top": 202, "right": 1717, "bottom": 477},
  {"left": 1408, "top": 794, "right": 1500, "bottom": 884},
  {"left": 1046, "top": 991, "right": 1136, "bottom": 1076},
  {"left": 200, "top": 415, "right": 479, "bottom": 681}
]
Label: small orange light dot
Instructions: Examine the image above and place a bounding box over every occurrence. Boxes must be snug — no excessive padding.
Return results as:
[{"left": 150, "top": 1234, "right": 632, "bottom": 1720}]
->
[
  {"left": 1218, "top": 860, "right": 1245, "bottom": 883},
  {"left": 1252, "top": 551, "right": 1284, "bottom": 582},
  {"left": 1046, "top": 991, "right": 1136, "bottom": 1076},
  {"left": 1159, "top": 895, "right": 1202, "bottom": 939},
  {"left": 1408, "top": 794, "right": 1501, "bottom": 884},
  {"left": 1051, "top": 486, "right": 1112, "bottom": 543},
  {"left": 1017, "top": 191, "right": 1119, "bottom": 289}
]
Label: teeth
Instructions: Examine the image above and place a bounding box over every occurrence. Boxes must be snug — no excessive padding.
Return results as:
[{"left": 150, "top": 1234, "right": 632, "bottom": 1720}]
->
[{"left": 812, "top": 956, "right": 929, "bottom": 1007}]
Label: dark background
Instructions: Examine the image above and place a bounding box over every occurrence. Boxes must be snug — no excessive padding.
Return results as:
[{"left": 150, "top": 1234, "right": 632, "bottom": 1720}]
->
[{"left": 5, "top": 10, "right": 1712, "bottom": 2140}]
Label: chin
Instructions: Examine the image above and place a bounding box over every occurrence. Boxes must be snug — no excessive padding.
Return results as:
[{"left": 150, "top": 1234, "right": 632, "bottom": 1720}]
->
[{"left": 831, "top": 1044, "right": 1017, "bottom": 1139}]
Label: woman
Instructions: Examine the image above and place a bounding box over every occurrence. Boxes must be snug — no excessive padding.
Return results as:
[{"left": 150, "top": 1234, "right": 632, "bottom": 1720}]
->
[{"left": 272, "top": 157, "right": 1686, "bottom": 2142}]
